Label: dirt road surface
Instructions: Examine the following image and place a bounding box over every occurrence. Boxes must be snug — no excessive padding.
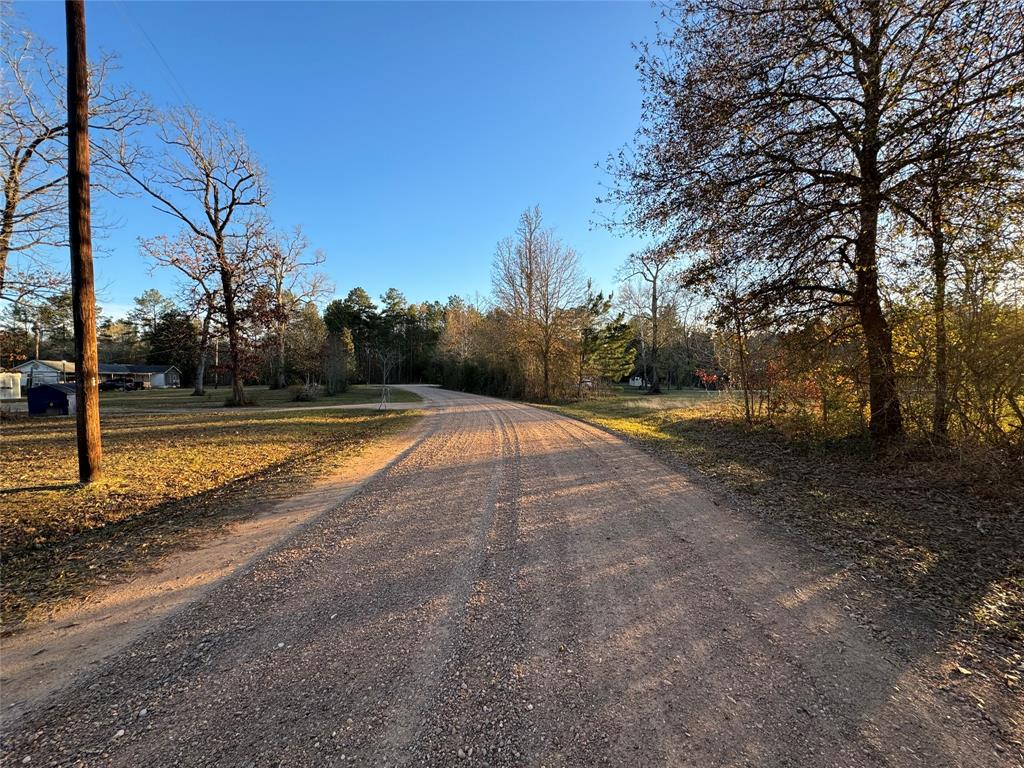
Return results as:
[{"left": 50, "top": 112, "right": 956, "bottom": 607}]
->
[{"left": 1, "top": 387, "right": 1016, "bottom": 767}]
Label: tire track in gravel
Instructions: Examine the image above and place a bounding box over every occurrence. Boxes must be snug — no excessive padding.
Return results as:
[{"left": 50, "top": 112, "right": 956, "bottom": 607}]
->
[
  {"left": 400, "top": 398, "right": 529, "bottom": 766},
  {"left": 366, "top": 398, "right": 509, "bottom": 765},
  {"left": 2, "top": 394, "right": 505, "bottom": 767},
  {"left": 511, "top": 405, "right": 1013, "bottom": 768},
  {"left": 1, "top": 388, "right": 1016, "bottom": 768},
  {"left": 500, "top": 403, "right": 604, "bottom": 766}
]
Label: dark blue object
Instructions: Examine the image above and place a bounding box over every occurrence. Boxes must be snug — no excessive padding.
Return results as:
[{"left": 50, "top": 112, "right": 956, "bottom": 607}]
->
[{"left": 26, "top": 384, "right": 77, "bottom": 416}]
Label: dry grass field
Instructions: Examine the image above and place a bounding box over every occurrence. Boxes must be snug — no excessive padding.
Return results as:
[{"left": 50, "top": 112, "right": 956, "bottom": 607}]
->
[{"left": 98, "top": 383, "right": 422, "bottom": 411}]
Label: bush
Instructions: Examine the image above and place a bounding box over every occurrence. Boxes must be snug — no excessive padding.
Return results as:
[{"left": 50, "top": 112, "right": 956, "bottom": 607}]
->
[{"left": 294, "top": 383, "right": 321, "bottom": 402}]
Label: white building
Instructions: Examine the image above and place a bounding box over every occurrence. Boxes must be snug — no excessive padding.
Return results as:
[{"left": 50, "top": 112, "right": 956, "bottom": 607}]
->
[
  {"left": 13, "top": 359, "right": 73, "bottom": 388},
  {"left": 12, "top": 360, "right": 182, "bottom": 389}
]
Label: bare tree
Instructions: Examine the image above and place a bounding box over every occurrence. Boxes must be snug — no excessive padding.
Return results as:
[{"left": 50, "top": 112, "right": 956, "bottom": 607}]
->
[
  {"left": 369, "top": 345, "right": 402, "bottom": 409},
  {"left": 618, "top": 244, "right": 679, "bottom": 394},
  {"left": 492, "top": 207, "right": 583, "bottom": 400},
  {"left": 139, "top": 231, "right": 221, "bottom": 395},
  {"left": 114, "top": 108, "right": 267, "bottom": 405},
  {"left": 493, "top": 206, "right": 545, "bottom": 321},
  {"left": 1, "top": 26, "right": 149, "bottom": 302},
  {"left": 263, "top": 226, "right": 329, "bottom": 389}
]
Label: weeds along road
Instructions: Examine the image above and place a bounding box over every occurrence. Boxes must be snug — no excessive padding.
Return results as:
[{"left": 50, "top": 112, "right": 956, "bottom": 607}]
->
[{"left": 1, "top": 387, "right": 1013, "bottom": 767}]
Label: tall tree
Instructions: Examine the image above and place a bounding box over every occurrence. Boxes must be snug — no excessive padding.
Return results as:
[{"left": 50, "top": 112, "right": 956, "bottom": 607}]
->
[
  {"left": 140, "top": 231, "right": 221, "bottom": 395},
  {"left": 129, "top": 288, "right": 174, "bottom": 339},
  {"left": 608, "top": 0, "right": 1023, "bottom": 445},
  {"left": 1, "top": 25, "right": 148, "bottom": 303},
  {"left": 323, "top": 326, "right": 354, "bottom": 395},
  {"left": 575, "top": 287, "right": 635, "bottom": 397},
  {"left": 35, "top": 290, "right": 75, "bottom": 359},
  {"left": 146, "top": 310, "right": 198, "bottom": 384},
  {"left": 97, "top": 316, "right": 141, "bottom": 363},
  {"left": 892, "top": 11, "right": 1024, "bottom": 439},
  {"left": 618, "top": 245, "right": 678, "bottom": 394},
  {"left": 286, "top": 302, "right": 328, "bottom": 386},
  {"left": 263, "top": 227, "right": 328, "bottom": 388},
  {"left": 379, "top": 287, "right": 410, "bottom": 380},
  {"left": 492, "top": 207, "right": 583, "bottom": 400},
  {"left": 324, "top": 287, "right": 379, "bottom": 382},
  {"left": 114, "top": 107, "right": 268, "bottom": 405}
]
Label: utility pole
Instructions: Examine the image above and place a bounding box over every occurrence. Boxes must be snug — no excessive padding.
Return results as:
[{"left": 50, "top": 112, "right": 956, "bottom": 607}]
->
[{"left": 66, "top": 0, "right": 102, "bottom": 483}]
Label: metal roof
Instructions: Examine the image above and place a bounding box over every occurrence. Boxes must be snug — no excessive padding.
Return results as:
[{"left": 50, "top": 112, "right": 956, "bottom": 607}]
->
[
  {"left": 28, "top": 383, "right": 77, "bottom": 394},
  {"left": 13, "top": 361, "right": 179, "bottom": 375}
]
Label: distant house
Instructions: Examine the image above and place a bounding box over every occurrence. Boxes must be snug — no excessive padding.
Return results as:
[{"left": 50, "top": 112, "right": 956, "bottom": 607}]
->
[
  {"left": 12, "top": 360, "right": 182, "bottom": 389},
  {"left": 628, "top": 376, "right": 646, "bottom": 388},
  {"left": 14, "top": 360, "right": 74, "bottom": 388},
  {"left": 127, "top": 365, "right": 182, "bottom": 389},
  {"left": 27, "top": 383, "right": 76, "bottom": 416}
]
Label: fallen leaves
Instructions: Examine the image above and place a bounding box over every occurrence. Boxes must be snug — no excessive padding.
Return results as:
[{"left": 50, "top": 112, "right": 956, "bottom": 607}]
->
[{"left": 548, "top": 394, "right": 1024, "bottom": 686}]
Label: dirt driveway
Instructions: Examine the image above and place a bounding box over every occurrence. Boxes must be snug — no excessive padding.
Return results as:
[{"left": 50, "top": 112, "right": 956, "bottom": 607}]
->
[{"left": 1, "top": 387, "right": 1016, "bottom": 766}]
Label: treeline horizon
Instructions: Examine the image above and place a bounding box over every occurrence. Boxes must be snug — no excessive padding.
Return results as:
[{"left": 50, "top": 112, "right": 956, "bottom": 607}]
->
[{"left": 3, "top": 2, "right": 1022, "bottom": 461}]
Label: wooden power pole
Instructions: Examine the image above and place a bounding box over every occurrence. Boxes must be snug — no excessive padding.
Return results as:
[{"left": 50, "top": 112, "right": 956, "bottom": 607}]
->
[{"left": 66, "top": 0, "right": 102, "bottom": 482}]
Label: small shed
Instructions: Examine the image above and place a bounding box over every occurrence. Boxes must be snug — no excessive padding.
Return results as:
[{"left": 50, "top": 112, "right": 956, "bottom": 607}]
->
[{"left": 27, "top": 383, "right": 77, "bottom": 416}]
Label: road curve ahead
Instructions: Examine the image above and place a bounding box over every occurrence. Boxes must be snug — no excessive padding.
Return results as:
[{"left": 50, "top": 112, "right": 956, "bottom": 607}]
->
[{"left": 1, "top": 387, "right": 1010, "bottom": 767}]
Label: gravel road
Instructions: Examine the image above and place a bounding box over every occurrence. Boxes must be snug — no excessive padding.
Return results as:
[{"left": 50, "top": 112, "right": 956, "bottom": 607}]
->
[{"left": 1, "top": 387, "right": 1016, "bottom": 767}]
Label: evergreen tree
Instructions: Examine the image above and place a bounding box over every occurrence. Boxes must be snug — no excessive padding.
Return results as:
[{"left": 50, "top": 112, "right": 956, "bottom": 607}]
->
[{"left": 576, "top": 289, "right": 635, "bottom": 397}]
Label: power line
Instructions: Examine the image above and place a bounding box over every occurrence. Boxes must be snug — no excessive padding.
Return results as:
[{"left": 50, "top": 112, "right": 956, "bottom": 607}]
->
[{"left": 114, "top": 0, "right": 193, "bottom": 108}]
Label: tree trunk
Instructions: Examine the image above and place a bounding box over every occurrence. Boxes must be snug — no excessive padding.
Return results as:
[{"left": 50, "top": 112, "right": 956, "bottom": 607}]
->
[
  {"left": 192, "top": 305, "right": 213, "bottom": 396},
  {"left": 649, "top": 279, "right": 661, "bottom": 394},
  {"left": 640, "top": 337, "right": 649, "bottom": 389},
  {"left": 270, "top": 275, "right": 286, "bottom": 390},
  {"left": 193, "top": 348, "right": 208, "bottom": 395},
  {"left": 853, "top": 186, "right": 904, "bottom": 446},
  {"left": 577, "top": 347, "right": 584, "bottom": 400},
  {"left": 220, "top": 263, "right": 245, "bottom": 406},
  {"left": 542, "top": 332, "right": 551, "bottom": 401},
  {"left": 855, "top": 24, "right": 904, "bottom": 447},
  {"left": 734, "top": 309, "right": 753, "bottom": 425},
  {"left": 274, "top": 320, "right": 287, "bottom": 389},
  {"left": 0, "top": 181, "right": 16, "bottom": 296},
  {"left": 930, "top": 175, "right": 949, "bottom": 440}
]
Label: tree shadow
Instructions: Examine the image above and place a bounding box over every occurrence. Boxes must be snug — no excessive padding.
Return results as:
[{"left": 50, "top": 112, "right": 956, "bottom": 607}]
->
[
  {"left": 0, "top": 483, "right": 80, "bottom": 495},
  {"left": 606, "top": 410, "right": 1023, "bottom": 657},
  {"left": 2, "top": 402, "right": 1019, "bottom": 765},
  {"left": 0, "top": 441, "right": 346, "bottom": 630}
]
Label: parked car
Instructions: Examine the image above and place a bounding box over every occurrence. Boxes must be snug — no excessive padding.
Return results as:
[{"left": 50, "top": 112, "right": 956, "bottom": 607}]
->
[{"left": 99, "top": 379, "right": 137, "bottom": 391}]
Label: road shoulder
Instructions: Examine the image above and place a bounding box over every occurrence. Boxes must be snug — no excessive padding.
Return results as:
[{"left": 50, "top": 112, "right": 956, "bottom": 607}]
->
[{"left": 0, "top": 412, "right": 431, "bottom": 728}]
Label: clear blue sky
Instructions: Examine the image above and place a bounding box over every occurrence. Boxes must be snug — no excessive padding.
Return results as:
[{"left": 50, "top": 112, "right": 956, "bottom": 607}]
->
[{"left": 16, "top": 0, "right": 658, "bottom": 317}]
